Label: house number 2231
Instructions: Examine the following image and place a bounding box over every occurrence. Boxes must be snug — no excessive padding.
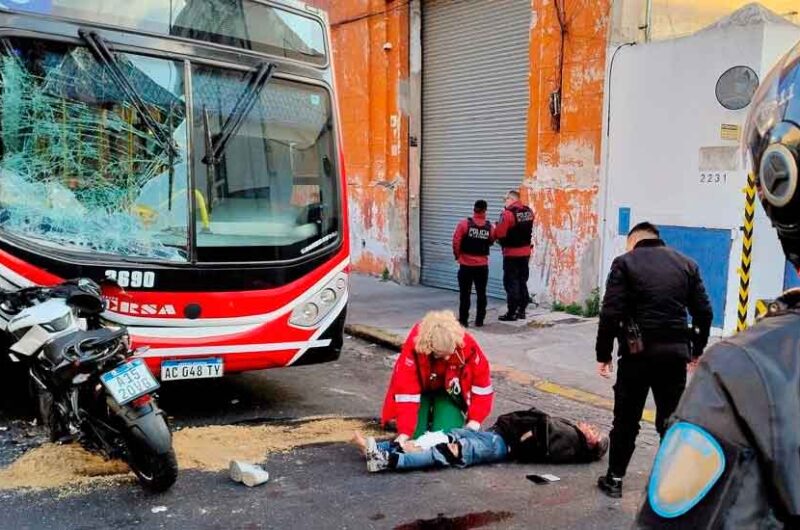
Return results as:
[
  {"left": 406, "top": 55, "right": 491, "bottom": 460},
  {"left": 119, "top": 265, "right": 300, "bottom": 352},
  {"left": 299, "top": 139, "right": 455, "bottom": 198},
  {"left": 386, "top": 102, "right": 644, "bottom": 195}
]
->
[{"left": 699, "top": 172, "right": 727, "bottom": 184}]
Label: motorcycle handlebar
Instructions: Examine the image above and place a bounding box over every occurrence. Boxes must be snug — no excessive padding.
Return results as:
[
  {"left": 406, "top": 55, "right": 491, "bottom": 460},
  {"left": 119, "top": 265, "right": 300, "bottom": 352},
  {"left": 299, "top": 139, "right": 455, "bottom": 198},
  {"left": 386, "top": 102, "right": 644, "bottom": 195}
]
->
[{"left": 0, "top": 286, "right": 51, "bottom": 312}]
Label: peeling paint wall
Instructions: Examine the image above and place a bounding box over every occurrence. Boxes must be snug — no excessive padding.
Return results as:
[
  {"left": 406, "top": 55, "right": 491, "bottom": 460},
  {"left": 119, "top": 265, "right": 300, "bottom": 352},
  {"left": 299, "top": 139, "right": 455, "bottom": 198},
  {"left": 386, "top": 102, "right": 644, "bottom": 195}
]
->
[
  {"left": 307, "top": 0, "right": 410, "bottom": 281},
  {"left": 523, "top": 0, "right": 612, "bottom": 304},
  {"left": 309, "top": 0, "right": 611, "bottom": 299}
]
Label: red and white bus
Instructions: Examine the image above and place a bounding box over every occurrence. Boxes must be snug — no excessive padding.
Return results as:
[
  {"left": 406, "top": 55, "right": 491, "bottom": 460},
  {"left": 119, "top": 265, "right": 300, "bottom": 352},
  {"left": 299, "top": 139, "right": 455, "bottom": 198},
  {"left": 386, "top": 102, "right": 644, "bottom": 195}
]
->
[{"left": 0, "top": 0, "right": 349, "bottom": 380}]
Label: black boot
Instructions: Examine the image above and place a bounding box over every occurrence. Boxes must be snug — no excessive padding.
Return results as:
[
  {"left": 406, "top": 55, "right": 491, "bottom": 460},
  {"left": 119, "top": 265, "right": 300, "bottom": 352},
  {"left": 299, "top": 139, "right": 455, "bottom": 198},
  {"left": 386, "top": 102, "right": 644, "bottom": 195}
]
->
[
  {"left": 597, "top": 473, "right": 623, "bottom": 498},
  {"left": 516, "top": 309, "right": 527, "bottom": 320},
  {"left": 475, "top": 319, "right": 485, "bottom": 327},
  {"left": 498, "top": 312, "right": 517, "bottom": 322}
]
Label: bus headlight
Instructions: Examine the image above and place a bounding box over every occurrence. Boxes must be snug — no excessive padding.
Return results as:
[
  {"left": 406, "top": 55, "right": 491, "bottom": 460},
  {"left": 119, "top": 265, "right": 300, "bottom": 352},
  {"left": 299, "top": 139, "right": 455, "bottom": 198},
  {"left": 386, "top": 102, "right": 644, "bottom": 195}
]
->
[
  {"left": 289, "top": 272, "right": 348, "bottom": 328},
  {"left": 302, "top": 302, "right": 319, "bottom": 321},
  {"left": 320, "top": 288, "right": 336, "bottom": 305}
]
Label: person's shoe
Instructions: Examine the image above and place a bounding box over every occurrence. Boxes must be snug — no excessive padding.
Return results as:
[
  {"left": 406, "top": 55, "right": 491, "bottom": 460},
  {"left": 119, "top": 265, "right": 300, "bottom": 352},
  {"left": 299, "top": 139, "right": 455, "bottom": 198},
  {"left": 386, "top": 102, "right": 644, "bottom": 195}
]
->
[
  {"left": 365, "top": 436, "right": 379, "bottom": 458},
  {"left": 475, "top": 320, "right": 484, "bottom": 328},
  {"left": 459, "top": 320, "right": 469, "bottom": 328},
  {"left": 597, "top": 473, "right": 623, "bottom": 498},
  {"left": 516, "top": 309, "right": 527, "bottom": 320},
  {"left": 498, "top": 313, "right": 518, "bottom": 322},
  {"left": 366, "top": 448, "right": 390, "bottom": 473}
]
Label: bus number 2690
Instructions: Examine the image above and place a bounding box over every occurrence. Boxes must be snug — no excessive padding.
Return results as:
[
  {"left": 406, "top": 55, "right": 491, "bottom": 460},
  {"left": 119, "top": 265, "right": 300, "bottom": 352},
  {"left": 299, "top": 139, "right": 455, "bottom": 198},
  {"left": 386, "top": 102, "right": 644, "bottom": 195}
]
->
[{"left": 104, "top": 270, "right": 156, "bottom": 289}]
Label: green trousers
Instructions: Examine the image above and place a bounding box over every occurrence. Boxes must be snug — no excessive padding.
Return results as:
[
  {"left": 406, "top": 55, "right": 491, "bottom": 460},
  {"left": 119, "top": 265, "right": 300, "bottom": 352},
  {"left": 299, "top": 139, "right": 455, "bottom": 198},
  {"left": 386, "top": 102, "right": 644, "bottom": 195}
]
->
[{"left": 413, "top": 390, "right": 466, "bottom": 439}]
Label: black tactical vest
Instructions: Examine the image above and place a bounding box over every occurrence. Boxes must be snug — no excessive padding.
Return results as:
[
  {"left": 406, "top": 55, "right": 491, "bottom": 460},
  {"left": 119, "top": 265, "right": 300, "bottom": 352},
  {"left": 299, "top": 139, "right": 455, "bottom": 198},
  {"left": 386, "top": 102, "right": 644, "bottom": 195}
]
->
[
  {"left": 500, "top": 204, "right": 533, "bottom": 247},
  {"left": 461, "top": 218, "right": 491, "bottom": 256}
]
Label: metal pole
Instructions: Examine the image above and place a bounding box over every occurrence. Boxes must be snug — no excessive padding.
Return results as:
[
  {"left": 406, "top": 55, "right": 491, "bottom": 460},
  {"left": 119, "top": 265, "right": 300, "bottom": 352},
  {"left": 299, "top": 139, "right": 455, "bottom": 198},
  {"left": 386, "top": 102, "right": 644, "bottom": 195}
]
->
[
  {"left": 644, "top": 0, "right": 653, "bottom": 42},
  {"left": 736, "top": 173, "right": 756, "bottom": 332}
]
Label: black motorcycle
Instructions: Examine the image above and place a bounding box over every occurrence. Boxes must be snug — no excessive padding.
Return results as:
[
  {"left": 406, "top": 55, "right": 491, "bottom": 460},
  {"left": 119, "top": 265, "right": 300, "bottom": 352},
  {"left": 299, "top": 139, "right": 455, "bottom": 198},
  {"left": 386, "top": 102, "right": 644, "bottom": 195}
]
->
[{"left": 1, "top": 279, "right": 177, "bottom": 492}]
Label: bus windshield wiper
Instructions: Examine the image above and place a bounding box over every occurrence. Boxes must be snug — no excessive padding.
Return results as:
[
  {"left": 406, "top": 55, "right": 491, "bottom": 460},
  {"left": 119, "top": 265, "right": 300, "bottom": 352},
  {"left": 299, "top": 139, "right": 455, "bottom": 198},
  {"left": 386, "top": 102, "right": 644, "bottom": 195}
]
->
[
  {"left": 202, "top": 62, "right": 275, "bottom": 166},
  {"left": 78, "top": 29, "right": 178, "bottom": 158}
]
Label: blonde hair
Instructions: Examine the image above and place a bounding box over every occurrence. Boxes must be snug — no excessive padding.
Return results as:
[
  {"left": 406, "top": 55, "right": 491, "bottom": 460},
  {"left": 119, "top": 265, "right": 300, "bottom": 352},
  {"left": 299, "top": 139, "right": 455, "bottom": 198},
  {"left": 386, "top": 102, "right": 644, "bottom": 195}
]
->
[{"left": 413, "top": 310, "right": 465, "bottom": 356}]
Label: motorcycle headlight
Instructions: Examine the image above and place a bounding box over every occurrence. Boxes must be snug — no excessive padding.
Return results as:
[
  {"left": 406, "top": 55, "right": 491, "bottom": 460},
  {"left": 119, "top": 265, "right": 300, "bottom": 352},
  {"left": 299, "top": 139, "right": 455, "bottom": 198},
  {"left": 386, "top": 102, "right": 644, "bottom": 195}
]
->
[
  {"left": 289, "top": 272, "right": 348, "bottom": 328},
  {"left": 41, "top": 313, "right": 74, "bottom": 332}
]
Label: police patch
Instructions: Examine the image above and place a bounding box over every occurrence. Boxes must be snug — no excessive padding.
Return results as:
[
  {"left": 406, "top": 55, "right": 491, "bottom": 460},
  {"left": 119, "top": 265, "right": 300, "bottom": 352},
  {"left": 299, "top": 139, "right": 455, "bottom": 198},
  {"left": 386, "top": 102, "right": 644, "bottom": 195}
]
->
[{"left": 648, "top": 422, "right": 726, "bottom": 518}]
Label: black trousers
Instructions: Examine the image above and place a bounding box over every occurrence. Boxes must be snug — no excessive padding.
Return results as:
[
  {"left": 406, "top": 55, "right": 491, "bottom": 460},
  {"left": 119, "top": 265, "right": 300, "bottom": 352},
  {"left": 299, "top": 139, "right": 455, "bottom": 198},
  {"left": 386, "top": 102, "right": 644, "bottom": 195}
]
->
[
  {"left": 502, "top": 256, "right": 530, "bottom": 314},
  {"left": 608, "top": 353, "right": 687, "bottom": 478},
  {"left": 458, "top": 265, "right": 489, "bottom": 325}
]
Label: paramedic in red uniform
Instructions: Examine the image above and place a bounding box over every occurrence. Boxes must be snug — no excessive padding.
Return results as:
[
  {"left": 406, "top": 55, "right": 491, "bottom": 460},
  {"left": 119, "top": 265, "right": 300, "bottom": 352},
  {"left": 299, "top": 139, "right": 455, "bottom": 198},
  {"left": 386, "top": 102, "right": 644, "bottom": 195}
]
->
[
  {"left": 494, "top": 190, "right": 534, "bottom": 321},
  {"left": 381, "top": 310, "right": 494, "bottom": 443},
  {"left": 452, "top": 200, "right": 494, "bottom": 327}
]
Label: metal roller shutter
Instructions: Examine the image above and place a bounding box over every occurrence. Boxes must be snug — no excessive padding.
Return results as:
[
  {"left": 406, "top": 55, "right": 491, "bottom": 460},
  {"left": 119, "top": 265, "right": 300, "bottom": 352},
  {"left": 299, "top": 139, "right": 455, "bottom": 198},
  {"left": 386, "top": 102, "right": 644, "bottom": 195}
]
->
[{"left": 421, "top": 0, "right": 531, "bottom": 297}]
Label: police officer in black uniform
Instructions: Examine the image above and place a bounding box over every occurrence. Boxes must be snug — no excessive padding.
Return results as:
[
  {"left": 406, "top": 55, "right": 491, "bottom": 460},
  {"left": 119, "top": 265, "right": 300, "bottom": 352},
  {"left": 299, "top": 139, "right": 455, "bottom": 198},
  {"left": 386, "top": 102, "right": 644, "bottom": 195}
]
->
[
  {"left": 595, "top": 222, "right": 713, "bottom": 499},
  {"left": 636, "top": 40, "right": 800, "bottom": 529},
  {"left": 452, "top": 200, "right": 494, "bottom": 327}
]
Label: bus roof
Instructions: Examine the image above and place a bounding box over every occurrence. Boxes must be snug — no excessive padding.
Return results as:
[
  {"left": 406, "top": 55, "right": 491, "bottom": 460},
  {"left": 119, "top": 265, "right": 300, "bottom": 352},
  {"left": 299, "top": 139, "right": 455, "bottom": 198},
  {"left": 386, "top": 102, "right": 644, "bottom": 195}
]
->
[{"left": 0, "top": 0, "right": 328, "bottom": 66}]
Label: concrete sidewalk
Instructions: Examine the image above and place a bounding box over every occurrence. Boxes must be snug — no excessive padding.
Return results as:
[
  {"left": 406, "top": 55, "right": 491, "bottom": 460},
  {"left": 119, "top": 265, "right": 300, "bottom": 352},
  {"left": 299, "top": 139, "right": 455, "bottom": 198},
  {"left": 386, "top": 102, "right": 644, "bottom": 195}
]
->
[{"left": 346, "top": 274, "right": 656, "bottom": 421}]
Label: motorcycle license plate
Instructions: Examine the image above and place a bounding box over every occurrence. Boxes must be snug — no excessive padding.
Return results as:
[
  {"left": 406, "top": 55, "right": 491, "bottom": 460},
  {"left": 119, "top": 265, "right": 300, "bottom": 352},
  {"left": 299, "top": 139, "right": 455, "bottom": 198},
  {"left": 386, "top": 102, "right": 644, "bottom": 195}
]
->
[
  {"left": 160, "top": 358, "right": 223, "bottom": 381},
  {"left": 100, "top": 358, "right": 160, "bottom": 405}
]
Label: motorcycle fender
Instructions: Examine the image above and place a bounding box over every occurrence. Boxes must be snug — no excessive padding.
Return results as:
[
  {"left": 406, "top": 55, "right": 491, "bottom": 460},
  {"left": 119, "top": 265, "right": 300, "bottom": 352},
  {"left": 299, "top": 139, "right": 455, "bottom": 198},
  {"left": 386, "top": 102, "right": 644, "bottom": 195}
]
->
[{"left": 108, "top": 398, "right": 173, "bottom": 455}]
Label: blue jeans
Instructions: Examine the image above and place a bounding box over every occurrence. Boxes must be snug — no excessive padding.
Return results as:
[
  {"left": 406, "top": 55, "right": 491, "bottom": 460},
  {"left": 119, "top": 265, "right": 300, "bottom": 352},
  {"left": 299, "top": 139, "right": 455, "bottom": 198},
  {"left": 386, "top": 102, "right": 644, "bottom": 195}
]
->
[{"left": 389, "top": 429, "right": 508, "bottom": 471}]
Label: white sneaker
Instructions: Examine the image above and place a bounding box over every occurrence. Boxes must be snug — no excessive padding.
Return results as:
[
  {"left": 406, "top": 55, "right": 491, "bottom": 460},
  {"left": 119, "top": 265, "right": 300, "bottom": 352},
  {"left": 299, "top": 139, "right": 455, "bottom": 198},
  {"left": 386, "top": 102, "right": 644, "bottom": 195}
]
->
[
  {"left": 365, "top": 436, "right": 378, "bottom": 458},
  {"left": 366, "top": 448, "right": 390, "bottom": 473}
]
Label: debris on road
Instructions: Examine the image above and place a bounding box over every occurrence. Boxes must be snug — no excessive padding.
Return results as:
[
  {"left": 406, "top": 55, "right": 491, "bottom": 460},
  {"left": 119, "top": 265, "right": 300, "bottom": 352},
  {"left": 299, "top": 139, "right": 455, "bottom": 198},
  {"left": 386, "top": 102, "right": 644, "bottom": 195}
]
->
[
  {"left": 229, "top": 460, "right": 269, "bottom": 487},
  {"left": 151, "top": 506, "right": 168, "bottom": 514},
  {"left": 0, "top": 418, "right": 378, "bottom": 492},
  {"left": 0, "top": 443, "right": 129, "bottom": 491},
  {"left": 173, "top": 417, "right": 377, "bottom": 471}
]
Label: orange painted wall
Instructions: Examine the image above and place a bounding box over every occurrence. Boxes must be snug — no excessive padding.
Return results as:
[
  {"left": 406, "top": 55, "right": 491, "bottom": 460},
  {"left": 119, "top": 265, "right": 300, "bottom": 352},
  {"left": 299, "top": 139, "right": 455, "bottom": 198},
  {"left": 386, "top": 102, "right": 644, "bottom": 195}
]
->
[
  {"left": 310, "top": 0, "right": 611, "bottom": 300},
  {"left": 308, "top": 0, "right": 411, "bottom": 281},
  {"left": 523, "top": 0, "right": 612, "bottom": 303}
]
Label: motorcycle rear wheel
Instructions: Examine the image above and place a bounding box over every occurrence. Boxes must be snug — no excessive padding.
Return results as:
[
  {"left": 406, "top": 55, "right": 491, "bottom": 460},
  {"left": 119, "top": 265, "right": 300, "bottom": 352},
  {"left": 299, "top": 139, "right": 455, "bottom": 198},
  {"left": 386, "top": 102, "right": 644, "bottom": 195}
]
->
[{"left": 126, "top": 441, "right": 178, "bottom": 493}]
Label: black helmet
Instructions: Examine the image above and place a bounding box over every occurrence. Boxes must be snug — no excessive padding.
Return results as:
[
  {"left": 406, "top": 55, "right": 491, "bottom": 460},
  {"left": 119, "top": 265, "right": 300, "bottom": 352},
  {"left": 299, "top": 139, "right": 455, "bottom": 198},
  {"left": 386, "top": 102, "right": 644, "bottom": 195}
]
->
[{"left": 744, "top": 41, "right": 800, "bottom": 265}]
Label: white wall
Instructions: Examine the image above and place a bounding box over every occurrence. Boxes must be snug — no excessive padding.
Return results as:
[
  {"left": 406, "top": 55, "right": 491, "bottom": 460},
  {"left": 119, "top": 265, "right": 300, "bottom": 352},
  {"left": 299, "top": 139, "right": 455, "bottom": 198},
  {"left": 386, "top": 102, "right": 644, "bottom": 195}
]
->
[{"left": 600, "top": 19, "right": 800, "bottom": 335}]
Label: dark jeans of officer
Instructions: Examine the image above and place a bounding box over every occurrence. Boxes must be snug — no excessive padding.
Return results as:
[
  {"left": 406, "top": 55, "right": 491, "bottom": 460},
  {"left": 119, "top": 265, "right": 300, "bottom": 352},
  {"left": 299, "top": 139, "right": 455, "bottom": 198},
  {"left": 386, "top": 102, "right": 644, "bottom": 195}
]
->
[
  {"left": 458, "top": 265, "right": 489, "bottom": 326},
  {"left": 502, "top": 256, "right": 530, "bottom": 314},
  {"left": 608, "top": 351, "right": 688, "bottom": 478}
]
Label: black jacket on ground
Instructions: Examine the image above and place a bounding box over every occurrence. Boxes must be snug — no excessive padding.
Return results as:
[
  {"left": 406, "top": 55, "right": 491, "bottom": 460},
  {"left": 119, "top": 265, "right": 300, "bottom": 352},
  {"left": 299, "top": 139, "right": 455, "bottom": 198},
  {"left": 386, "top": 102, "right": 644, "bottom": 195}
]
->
[
  {"left": 595, "top": 239, "right": 713, "bottom": 363},
  {"left": 490, "top": 407, "right": 602, "bottom": 463}
]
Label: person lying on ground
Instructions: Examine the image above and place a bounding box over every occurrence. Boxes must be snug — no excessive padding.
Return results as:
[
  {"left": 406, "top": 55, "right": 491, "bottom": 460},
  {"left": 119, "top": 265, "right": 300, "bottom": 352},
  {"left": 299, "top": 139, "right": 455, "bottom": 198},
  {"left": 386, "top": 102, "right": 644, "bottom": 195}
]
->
[
  {"left": 355, "top": 406, "right": 608, "bottom": 472},
  {"left": 381, "top": 310, "right": 494, "bottom": 443}
]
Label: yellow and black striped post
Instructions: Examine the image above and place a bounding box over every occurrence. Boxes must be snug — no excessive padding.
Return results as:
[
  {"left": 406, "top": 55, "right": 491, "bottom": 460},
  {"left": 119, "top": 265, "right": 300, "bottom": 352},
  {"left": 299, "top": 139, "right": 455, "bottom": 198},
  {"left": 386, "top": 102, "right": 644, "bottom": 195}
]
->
[
  {"left": 755, "top": 299, "right": 770, "bottom": 320},
  {"left": 737, "top": 173, "right": 757, "bottom": 332}
]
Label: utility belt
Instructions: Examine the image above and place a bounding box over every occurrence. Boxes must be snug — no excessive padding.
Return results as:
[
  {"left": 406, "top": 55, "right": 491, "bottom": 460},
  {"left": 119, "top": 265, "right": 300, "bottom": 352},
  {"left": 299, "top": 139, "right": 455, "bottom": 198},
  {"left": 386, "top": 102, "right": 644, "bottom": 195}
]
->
[{"left": 623, "top": 321, "right": 690, "bottom": 356}]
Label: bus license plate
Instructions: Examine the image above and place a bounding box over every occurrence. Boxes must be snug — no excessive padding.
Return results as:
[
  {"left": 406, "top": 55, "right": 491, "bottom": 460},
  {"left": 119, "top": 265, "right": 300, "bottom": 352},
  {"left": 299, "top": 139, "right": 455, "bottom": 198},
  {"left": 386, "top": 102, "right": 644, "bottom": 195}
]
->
[
  {"left": 100, "top": 358, "right": 160, "bottom": 405},
  {"left": 161, "top": 358, "right": 223, "bottom": 381}
]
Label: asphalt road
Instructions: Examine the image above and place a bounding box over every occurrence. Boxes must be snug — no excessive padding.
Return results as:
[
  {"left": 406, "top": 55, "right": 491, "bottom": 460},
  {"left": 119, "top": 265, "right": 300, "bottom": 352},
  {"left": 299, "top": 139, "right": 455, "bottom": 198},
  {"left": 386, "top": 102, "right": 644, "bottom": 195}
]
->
[{"left": 0, "top": 338, "right": 658, "bottom": 530}]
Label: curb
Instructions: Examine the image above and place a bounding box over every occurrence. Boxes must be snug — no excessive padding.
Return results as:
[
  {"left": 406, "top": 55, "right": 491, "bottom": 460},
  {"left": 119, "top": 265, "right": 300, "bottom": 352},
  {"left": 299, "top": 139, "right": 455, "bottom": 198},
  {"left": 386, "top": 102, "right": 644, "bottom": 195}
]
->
[{"left": 345, "top": 322, "right": 656, "bottom": 424}]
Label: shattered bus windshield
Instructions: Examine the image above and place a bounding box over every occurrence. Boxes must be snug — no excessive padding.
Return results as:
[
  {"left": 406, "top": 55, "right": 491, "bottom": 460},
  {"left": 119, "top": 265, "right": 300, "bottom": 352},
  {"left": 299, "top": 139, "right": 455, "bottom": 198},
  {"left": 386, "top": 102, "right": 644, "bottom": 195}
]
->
[
  {"left": 0, "top": 37, "right": 340, "bottom": 264},
  {"left": 191, "top": 65, "right": 340, "bottom": 262},
  {"left": 0, "top": 38, "right": 190, "bottom": 262}
]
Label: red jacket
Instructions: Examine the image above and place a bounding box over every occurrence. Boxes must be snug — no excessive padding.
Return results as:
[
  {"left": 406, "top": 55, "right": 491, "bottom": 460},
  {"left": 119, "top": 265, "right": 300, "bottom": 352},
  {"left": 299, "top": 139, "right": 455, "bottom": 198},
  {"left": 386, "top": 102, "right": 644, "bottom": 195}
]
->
[
  {"left": 381, "top": 324, "right": 494, "bottom": 437},
  {"left": 452, "top": 213, "right": 494, "bottom": 267},
  {"left": 494, "top": 201, "right": 533, "bottom": 257}
]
